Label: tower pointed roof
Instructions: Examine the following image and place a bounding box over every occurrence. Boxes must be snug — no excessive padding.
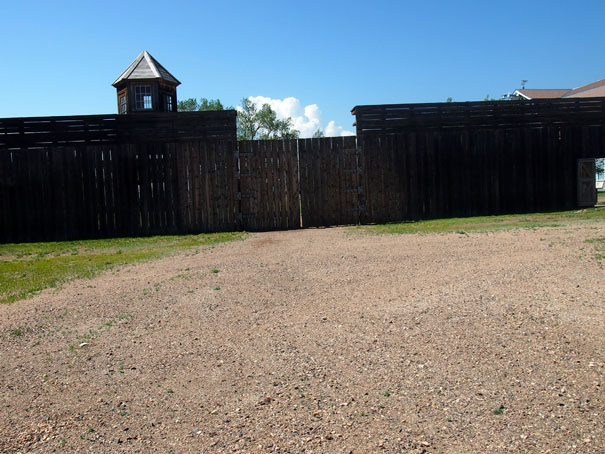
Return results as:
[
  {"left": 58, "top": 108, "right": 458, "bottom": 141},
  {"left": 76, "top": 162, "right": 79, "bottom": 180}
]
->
[{"left": 112, "top": 50, "right": 180, "bottom": 87}]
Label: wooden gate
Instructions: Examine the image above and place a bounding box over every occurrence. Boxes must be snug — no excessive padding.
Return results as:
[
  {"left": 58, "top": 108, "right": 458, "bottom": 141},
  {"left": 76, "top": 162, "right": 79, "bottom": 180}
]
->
[
  {"left": 577, "top": 158, "right": 597, "bottom": 207},
  {"left": 299, "top": 136, "right": 362, "bottom": 227},
  {"left": 236, "top": 140, "right": 300, "bottom": 231}
]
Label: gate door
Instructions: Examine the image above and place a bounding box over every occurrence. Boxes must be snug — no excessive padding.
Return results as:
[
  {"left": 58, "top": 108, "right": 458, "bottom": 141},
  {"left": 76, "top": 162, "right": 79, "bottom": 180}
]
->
[{"left": 577, "top": 159, "right": 597, "bottom": 207}]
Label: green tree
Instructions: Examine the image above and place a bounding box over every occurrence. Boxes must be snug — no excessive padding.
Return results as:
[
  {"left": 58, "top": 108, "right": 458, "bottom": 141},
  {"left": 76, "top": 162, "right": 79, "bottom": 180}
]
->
[
  {"left": 177, "top": 97, "right": 232, "bottom": 112},
  {"left": 597, "top": 158, "right": 604, "bottom": 175},
  {"left": 312, "top": 128, "right": 324, "bottom": 138},
  {"left": 446, "top": 97, "right": 454, "bottom": 103},
  {"left": 237, "top": 97, "right": 299, "bottom": 140}
]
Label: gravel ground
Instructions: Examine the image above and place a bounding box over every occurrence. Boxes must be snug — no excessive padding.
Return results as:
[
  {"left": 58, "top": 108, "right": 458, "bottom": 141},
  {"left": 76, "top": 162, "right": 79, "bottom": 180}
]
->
[{"left": 0, "top": 224, "right": 604, "bottom": 453}]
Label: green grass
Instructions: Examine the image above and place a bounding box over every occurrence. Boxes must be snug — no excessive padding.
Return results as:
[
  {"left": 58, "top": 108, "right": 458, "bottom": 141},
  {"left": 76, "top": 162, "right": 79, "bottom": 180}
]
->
[
  {"left": 586, "top": 237, "right": 605, "bottom": 261},
  {"left": 0, "top": 232, "right": 246, "bottom": 304},
  {"left": 358, "top": 208, "right": 605, "bottom": 235}
]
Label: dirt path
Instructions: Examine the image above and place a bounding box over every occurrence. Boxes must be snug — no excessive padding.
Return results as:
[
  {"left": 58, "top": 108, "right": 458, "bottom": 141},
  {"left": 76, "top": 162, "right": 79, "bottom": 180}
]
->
[{"left": 1, "top": 225, "right": 604, "bottom": 453}]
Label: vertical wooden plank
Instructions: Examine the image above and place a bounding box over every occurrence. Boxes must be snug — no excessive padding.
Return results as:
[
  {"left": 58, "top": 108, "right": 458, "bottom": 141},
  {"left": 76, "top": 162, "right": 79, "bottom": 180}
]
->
[
  {"left": 393, "top": 133, "right": 407, "bottom": 222},
  {"left": 306, "top": 138, "right": 318, "bottom": 226},
  {"left": 343, "top": 135, "right": 359, "bottom": 225},
  {"left": 93, "top": 146, "right": 109, "bottom": 237},
  {"left": 242, "top": 140, "right": 255, "bottom": 231},
  {"left": 37, "top": 149, "right": 53, "bottom": 241},
  {"left": 187, "top": 140, "right": 201, "bottom": 232},
  {"left": 272, "top": 140, "right": 284, "bottom": 229},
  {"left": 199, "top": 140, "right": 210, "bottom": 232},
  {"left": 239, "top": 141, "right": 252, "bottom": 230},
  {"left": 214, "top": 139, "right": 227, "bottom": 231},
  {"left": 286, "top": 139, "right": 300, "bottom": 229},
  {"left": 80, "top": 146, "right": 96, "bottom": 238},
  {"left": 137, "top": 143, "right": 152, "bottom": 235},
  {"left": 281, "top": 139, "right": 291, "bottom": 229},
  {"left": 28, "top": 149, "right": 47, "bottom": 241},
  {"left": 174, "top": 143, "right": 186, "bottom": 233},
  {"left": 416, "top": 132, "right": 428, "bottom": 218},
  {"left": 18, "top": 150, "right": 35, "bottom": 242},
  {"left": 164, "top": 142, "right": 179, "bottom": 233},
  {"left": 262, "top": 140, "right": 272, "bottom": 230},
  {"left": 298, "top": 139, "right": 312, "bottom": 227},
  {"left": 126, "top": 144, "right": 142, "bottom": 237},
  {"left": 228, "top": 139, "right": 239, "bottom": 231},
  {"left": 407, "top": 133, "right": 419, "bottom": 219},
  {"left": 561, "top": 127, "right": 574, "bottom": 210},
  {"left": 0, "top": 150, "right": 11, "bottom": 242},
  {"left": 318, "top": 137, "right": 330, "bottom": 226},
  {"left": 72, "top": 147, "right": 88, "bottom": 239},
  {"left": 432, "top": 132, "right": 446, "bottom": 218},
  {"left": 104, "top": 145, "right": 118, "bottom": 236},
  {"left": 47, "top": 149, "right": 66, "bottom": 240},
  {"left": 261, "top": 138, "right": 270, "bottom": 229},
  {"left": 146, "top": 143, "right": 158, "bottom": 234},
  {"left": 460, "top": 130, "right": 472, "bottom": 218},
  {"left": 112, "top": 143, "right": 126, "bottom": 237},
  {"left": 260, "top": 140, "right": 271, "bottom": 230},
  {"left": 479, "top": 130, "right": 491, "bottom": 215},
  {"left": 62, "top": 147, "right": 80, "bottom": 240},
  {"left": 359, "top": 134, "right": 375, "bottom": 223}
]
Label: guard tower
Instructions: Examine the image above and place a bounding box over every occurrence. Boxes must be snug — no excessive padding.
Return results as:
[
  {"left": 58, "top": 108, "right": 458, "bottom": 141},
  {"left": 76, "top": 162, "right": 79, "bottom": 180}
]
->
[{"left": 112, "top": 50, "right": 180, "bottom": 114}]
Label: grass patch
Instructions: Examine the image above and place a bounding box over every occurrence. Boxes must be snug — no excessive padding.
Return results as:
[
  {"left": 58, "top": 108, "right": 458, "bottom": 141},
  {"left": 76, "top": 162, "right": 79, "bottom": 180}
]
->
[
  {"left": 0, "top": 232, "right": 246, "bottom": 304},
  {"left": 586, "top": 237, "right": 605, "bottom": 261},
  {"left": 358, "top": 208, "right": 605, "bottom": 235}
]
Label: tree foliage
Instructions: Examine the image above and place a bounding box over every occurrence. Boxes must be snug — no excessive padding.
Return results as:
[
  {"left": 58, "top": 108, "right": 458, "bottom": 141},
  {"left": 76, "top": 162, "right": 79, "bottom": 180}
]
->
[
  {"left": 177, "top": 97, "right": 232, "bottom": 112},
  {"left": 237, "top": 98, "right": 299, "bottom": 141},
  {"left": 312, "top": 128, "right": 324, "bottom": 138},
  {"left": 597, "top": 158, "right": 604, "bottom": 175}
]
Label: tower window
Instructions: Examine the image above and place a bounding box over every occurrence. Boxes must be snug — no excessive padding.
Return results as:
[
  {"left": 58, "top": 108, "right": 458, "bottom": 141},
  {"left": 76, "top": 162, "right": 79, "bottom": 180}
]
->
[
  {"left": 164, "top": 94, "right": 173, "bottom": 112},
  {"left": 135, "top": 85, "right": 152, "bottom": 109},
  {"left": 119, "top": 95, "right": 127, "bottom": 114}
]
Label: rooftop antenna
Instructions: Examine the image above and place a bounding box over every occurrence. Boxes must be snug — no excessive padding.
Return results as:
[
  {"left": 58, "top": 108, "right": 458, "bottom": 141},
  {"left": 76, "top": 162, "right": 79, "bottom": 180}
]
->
[{"left": 521, "top": 79, "right": 528, "bottom": 89}]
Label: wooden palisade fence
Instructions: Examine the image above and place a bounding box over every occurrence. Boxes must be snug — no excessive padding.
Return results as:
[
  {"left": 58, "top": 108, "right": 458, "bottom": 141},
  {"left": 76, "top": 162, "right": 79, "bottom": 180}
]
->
[{"left": 1, "top": 97, "right": 604, "bottom": 243}]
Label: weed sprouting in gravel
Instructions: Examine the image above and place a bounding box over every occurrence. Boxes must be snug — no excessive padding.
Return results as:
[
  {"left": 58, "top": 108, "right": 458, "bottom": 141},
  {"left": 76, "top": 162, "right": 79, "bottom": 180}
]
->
[
  {"left": 586, "top": 237, "right": 605, "bottom": 261},
  {"left": 493, "top": 406, "right": 504, "bottom": 415},
  {"left": 211, "top": 269, "right": 220, "bottom": 274}
]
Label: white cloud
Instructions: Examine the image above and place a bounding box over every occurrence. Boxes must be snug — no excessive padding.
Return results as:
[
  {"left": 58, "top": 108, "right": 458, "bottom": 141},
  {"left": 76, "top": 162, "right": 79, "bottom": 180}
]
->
[
  {"left": 242, "top": 96, "right": 354, "bottom": 138},
  {"left": 325, "top": 120, "right": 355, "bottom": 137}
]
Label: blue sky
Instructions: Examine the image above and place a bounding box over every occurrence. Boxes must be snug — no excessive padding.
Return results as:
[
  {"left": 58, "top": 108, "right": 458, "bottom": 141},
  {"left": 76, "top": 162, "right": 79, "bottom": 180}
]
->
[{"left": 2, "top": 0, "right": 605, "bottom": 136}]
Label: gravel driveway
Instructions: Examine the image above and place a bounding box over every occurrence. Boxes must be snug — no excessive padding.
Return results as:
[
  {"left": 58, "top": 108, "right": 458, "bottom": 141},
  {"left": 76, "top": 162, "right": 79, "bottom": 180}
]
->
[{"left": 1, "top": 225, "right": 603, "bottom": 453}]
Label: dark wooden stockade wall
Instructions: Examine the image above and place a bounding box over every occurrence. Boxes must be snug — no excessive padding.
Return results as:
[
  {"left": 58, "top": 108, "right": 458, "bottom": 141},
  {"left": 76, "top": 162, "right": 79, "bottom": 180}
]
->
[
  {"left": 0, "top": 112, "right": 240, "bottom": 242},
  {"left": 0, "top": 110, "right": 363, "bottom": 242},
  {"left": 354, "top": 97, "right": 605, "bottom": 223},
  {"left": 1, "top": 97, "right": 604, "bottom": 243}
]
